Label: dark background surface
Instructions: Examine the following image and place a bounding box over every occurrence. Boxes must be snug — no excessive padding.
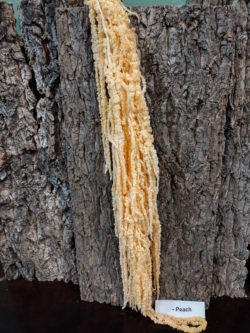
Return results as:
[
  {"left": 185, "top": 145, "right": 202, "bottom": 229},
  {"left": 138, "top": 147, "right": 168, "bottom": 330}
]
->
[{"left": 0, "top": 279, "right": 249, "bottom": 333}]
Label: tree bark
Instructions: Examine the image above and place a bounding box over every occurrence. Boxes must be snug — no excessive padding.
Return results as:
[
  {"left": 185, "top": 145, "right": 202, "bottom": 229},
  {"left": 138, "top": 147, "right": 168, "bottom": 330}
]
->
[
  {"left": 0, "top": 2, "right": 77, "bottom": 283},
  {"left": 0, "top": 0, "right": 249, "bottom": 308}
]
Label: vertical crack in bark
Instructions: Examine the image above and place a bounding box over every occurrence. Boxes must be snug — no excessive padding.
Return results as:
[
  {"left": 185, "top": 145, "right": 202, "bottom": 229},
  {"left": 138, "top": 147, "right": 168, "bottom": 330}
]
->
[
  {"left": 28, "top": 71, "right": 46, "bottom": 101},
  {"left": 244, "top": 245, "right": 250, "bottom": 295},
  {"left": 0, "top": 261, "right": 4, "bottom": 280},
  {"left": 222, "top": 98, "right": 234, "bottom": 176}
]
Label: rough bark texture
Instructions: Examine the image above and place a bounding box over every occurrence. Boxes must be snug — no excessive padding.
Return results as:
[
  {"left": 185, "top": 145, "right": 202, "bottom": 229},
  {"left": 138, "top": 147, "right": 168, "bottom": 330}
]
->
[
  {"left": 131, "top": 3, "right": 250, "bottom": 301},
  {"left": 0, "top": 0, "right": 249, "bottom": 308},
  {"left": 0, "top": 2, "right": 77, "bottom": 283},
  {"left": 56, "top": 6, "right": 123, "bottom": 305}
]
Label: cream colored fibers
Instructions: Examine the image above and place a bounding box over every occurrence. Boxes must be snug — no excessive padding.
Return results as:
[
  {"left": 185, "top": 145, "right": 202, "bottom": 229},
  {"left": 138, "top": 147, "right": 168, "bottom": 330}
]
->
[{"left": 86, "top": 1, "right": 207, "bottom": 332}]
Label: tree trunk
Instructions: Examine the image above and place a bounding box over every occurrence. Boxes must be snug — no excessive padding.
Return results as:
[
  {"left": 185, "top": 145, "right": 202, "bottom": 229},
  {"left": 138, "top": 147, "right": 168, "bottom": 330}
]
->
[
  {"left": 0, "top": 1, "right": 77, "bottom": 283},
  {"left": 0, "top": 0, "right": 249, "bottom": 308}
]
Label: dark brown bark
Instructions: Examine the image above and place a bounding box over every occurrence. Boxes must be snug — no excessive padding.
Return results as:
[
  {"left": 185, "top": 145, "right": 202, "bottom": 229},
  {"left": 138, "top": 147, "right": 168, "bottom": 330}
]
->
[
  {"left": 0, "top": 0, "right": 249, "bottom": 308},
  {"left": 0, "top": 2, "right": 77, "bottom": 283},
  {"left": 56, "top": 6, "right": 123, "bottom": 305}
]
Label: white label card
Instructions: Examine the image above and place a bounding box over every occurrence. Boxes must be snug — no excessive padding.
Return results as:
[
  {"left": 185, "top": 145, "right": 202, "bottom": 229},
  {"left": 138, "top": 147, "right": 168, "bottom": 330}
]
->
[{"left": 155, "top": 300, "right": 206, "bottom": 319}]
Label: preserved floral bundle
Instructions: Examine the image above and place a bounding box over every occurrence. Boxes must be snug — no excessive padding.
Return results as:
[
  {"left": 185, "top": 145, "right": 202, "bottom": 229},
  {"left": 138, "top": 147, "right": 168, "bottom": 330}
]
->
[{"left": 87, "top": 1, "right": 207, "bottom": 332}]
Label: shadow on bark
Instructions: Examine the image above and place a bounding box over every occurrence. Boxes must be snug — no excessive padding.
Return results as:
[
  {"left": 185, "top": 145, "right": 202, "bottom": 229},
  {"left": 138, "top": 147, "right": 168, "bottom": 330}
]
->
[{"left": 245, "top": 245, "right": 250, "bottom": 296}]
